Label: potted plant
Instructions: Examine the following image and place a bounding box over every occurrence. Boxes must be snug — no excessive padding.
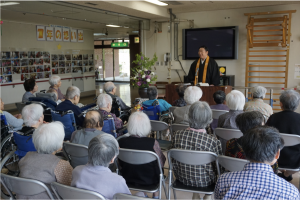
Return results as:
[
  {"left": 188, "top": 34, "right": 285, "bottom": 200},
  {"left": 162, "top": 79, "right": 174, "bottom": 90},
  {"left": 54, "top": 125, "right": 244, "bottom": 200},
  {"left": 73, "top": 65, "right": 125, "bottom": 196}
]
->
[{"left": 131, "top": 53, "right": 158, "bottom": 98}]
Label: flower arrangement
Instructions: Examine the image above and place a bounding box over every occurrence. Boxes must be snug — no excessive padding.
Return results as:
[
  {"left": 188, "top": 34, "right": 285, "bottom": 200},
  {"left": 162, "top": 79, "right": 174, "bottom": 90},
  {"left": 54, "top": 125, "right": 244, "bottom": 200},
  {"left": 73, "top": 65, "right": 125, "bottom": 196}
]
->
[{"left": 131, "top": 53, "right": 157, "bottom": 88}]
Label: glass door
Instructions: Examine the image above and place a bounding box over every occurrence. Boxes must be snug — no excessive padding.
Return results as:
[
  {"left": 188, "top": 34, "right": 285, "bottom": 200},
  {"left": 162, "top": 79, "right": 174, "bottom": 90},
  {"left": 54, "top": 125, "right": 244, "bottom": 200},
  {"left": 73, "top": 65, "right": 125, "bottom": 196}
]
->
[{"left": 114, "top": 49, "right": 130, "bottom": 82}]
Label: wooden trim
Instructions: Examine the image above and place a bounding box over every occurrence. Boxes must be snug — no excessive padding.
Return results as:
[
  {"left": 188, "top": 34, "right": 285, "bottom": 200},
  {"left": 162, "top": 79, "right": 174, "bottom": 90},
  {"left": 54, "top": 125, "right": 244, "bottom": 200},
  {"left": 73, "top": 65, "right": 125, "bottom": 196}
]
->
[
  {"left": 248, "top": 55, "right": 286, "bottom": 57},
  {"left": 252, "top": 43, "right": 281, "bottom": 47},
  {"left": 248, "top": 71, "right": 285, "bottom": 73},
  {"left": 253, "top": 17, "right": 286, "bottom": 22},
  {"left": 253, "top": 29, "right": 282, "bottom": 32},
  {"left": 266, "top": 93, "right": 281, "bottom": 95},
  {"left": 248, "top": 65, "right": 286, "bottom": 67},
  {"left": 249, "top": 50, "right": 286, "bottom": 52},
  {"left": 248, "top": 81, "right": 285, "bottom": 84},
  {"left": 248, "top": 76, "right": 285, "bottom": 78},
  {"left": 245, "top": 15, "right": 251, "bottom": 87},
  {"left": 253, "top": 24, "right": 282, "bottom": 27},
  {"left": 244, "top": 10, "right": 296, "bottom": 16},
  {"left": 249, "top": 60, "right": 286, "bottom": 62},
  {"left": 253, "top": 39, "right": 282, "bottom": 42},
  {"left": 253, "top": 34, "right": 283, "bottom": 37}
]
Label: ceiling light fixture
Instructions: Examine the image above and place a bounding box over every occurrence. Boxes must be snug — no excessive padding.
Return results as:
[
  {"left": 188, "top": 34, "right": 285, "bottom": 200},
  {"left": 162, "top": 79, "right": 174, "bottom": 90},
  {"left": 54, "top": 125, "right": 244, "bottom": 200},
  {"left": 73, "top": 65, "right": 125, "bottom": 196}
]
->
[
  {"left": 123, "top": 26, "right": 129, "bottom": 28},
  {"left": 106, "top": 24, "right": 121, "bottom": 28},
  {"left": 94, "top": 33, "right": 106, "bottom": 36},
  {"left": 144, "top": 0, "right": 168, "bottom": 6},
  {"left": 0, "top": 2, "right": 20, "bottom": 6}
]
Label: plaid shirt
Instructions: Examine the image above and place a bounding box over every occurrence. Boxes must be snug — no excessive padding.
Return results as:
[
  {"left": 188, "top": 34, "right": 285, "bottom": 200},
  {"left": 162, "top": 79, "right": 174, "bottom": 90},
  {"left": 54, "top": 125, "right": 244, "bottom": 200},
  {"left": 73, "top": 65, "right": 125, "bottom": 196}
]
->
[
  {"left": 244, "top": 98, "right": 273, "bottom": 122},
  {"left": 214, "top": 163, "right": 300, "bottom": 200},
  {"left": 172, "top": 128, "right": 222, "bottom": 187}
]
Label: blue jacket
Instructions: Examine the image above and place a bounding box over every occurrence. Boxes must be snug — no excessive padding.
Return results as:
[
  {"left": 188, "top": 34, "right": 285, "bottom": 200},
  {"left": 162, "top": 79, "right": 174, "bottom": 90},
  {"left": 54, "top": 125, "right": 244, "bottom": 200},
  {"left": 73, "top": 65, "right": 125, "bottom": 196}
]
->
[
  {"left": 55, "top": 100, "right": 84, "bottom": 126},
  {"left": 142, "top": 99, "right": 172, "bottom": 112}
]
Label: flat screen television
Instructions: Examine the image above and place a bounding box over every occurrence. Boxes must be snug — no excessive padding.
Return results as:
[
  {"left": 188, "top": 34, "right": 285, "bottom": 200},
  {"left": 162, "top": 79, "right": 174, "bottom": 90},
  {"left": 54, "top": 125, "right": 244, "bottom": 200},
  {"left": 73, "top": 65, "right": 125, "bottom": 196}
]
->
[{"left": 182, "top": 26, "right": 239, "bottom": 60}]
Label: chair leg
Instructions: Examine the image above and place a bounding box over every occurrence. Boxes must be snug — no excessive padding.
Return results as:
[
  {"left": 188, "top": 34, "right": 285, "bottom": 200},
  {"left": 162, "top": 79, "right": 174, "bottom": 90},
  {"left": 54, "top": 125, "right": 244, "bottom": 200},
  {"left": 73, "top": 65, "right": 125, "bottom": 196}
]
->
[
  {"left": 173, "top": 189, "right": 177, "bottom": 200},
  {"left": 168, "top": 170, "right": 172, "bottom": 200},
  {"left": 162, "top": 180, "right": 167, "bottom": 199}
]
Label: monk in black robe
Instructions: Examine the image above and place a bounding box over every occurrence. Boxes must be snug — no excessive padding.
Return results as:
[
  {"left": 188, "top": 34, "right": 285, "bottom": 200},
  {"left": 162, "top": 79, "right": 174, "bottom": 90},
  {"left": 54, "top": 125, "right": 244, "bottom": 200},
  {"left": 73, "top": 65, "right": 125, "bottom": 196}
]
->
[{"left": 187, "top": 46, "right": 220, "bottom": 86}]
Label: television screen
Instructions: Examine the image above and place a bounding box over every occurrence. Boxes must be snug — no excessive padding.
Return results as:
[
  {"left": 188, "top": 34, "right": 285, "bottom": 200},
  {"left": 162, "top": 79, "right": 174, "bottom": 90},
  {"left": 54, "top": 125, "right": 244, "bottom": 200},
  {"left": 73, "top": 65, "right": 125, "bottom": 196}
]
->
[{"left": 182, "top": 26, "right": 238, "bottom": 60}]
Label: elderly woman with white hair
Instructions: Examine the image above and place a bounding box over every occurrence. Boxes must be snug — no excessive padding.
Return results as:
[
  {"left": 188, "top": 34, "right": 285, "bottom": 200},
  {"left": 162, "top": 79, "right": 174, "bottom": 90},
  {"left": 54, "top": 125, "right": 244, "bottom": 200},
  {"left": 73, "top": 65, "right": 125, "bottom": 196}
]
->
[
  {"left": 49, "top": 75, "right": 65, "bottom": 100},
  {"left": 18, "top": 122, "right": 73, "bottom": 199},
  {"left": 173, "top": 86, "right": 203, "bottom": 124},
  {"left": 118, "top": 111, "right": 166, "bottom": 199},
  {"left": 218, "top": 90, "right": 245, "bottom": 129},
  {"left": 97, "top": 93, "right": 123, "bottom": 130},
  {"left": 71, "top": 134, "right": 131, "bottom": 199},
  {"left": 104, "top": 81, "right": 130, "bottom": 110},
  {"left": 244, "top": 86, "right": 273, "bottom": 121}
]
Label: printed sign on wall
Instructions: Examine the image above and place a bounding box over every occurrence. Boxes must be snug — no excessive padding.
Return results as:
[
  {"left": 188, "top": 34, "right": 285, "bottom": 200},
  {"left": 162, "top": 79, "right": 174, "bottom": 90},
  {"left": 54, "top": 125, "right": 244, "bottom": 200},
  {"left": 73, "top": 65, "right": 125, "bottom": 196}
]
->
[
  {"left": 78, "top": 30, "right": 84, "bottom": 43},
  {"left": 36, "top": 25, "right": 45, "bottom": 41},
  {"left": 63, "top": 28, "right": 70, "bottom": 42},
  {"left": 55, "top": 27, "right": 62, "bottom": 41},
  {"left": 46, "top": 27, "right": 54, "bottom": 41},
  {"left": 71, "top": 29, "right": 77, "bottom": 42}
]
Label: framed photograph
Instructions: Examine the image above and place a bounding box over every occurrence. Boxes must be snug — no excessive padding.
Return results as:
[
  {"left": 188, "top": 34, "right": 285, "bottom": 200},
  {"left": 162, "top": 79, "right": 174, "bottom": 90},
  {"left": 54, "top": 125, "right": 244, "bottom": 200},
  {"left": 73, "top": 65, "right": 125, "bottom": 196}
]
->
[
  {"left": 83, "top": 54, "right": 88, "bottom": 60},
  {"left": 44, "top": 58, "right": 50, "bottom": 65},
  {"left": 44, "top": 65, "right": 51, "bottom": 72},
  {"left": 45, "top": 71, "right": 51, "bottom": 78},
  {"left": 52, "top": 68, "right": 58, "bottom": 74},
  {"left": 28, "top": 51, "right": 35, "bottom": 58},
  {"left": 37, "top": 72, "right": 44, "bottom": 79},
  {"left": 65, "top": 55, "right": 71, "bottom": 61},
  {"left": 12, "top": 67, "right": 21, "bottom": 74},
  {"left": 12, "top": 52, "right": 19, "bottom": 59},
  {"left": 21, "top": 67, "right": 29, "bottom": 73},
  {"left": 52, "top": 61, "right": 58, "bottom": 68},
  {"left": 59, "top": 68, "right": 65, "bottom": 74},
  {"left": 43, "top": 52, "right": 50, "bottom": 58},
  {"left": 59, "top": 54, "right": 64, "bottom": 61},
  {"left": 30, "top": 73, "right": 37, "bottom": 79},
  {"left": 20, "top": 52, "right": 28, "bottom": 59},
  {"left": 59, "top": 61, "right": 65, "bottom": 67},
  {"left": 36, "top": 66, "right": 44, "bottom": 72},
  {"left": 30, "top": 66, "right": 36, "bottom": 73},
  {"left": 35, "top": 51, "right": 43, "bottom": 58},
  {"left": 51, "top": 54, "right": 58, "bottom": 61},
  {"left": 21, "top": 60, "right": 28, "bottom": 66},
  {"left": 12, "top": 59, "right": 20, "bottom": 66},
  {"left": 2, "top": 52, "right": 11, "bottom": 59},
  {"left": 66, "top": 61, "right": 71, "bottom": 67}
]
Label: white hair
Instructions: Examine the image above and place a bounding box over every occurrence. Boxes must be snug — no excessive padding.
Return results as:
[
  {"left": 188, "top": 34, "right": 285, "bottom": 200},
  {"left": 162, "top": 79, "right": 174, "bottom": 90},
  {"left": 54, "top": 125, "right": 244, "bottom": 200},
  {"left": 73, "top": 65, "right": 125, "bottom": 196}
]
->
[
  {"left": 49, "top": 75, "right": 61, "bottom": 86},
  {"left": 226, "top": 90, "right": 245, "bottom": 110},
  {"left": 66, "top": 86, "right": 80, "bottom": 99},
  {"left": 184, "top": 86, "right": 203, "bottom": 105},
  {"left": 22, "top": 104, "right": 44, "bottom": 127},
  {"left": 104, "top": 82, "right": 116, "bottom": 93},
  {"left": 97, "top": 93, "right": 112, "bottom": 108},
  {"left": 252, "top": 86, "right": 267, "bottom": 99},
  {"left": 32, "top": 121, "right": 65, "bottom": 154},
  {"left": 127, "top": 111, "right": 151, "bottom": 137}
]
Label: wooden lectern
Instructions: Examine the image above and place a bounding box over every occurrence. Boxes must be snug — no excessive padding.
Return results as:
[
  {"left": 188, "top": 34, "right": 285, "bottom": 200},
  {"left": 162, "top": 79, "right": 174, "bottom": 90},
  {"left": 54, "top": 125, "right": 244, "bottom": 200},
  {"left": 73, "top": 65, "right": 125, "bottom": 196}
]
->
[{"left": 165, "top": 84, "right": 232, "bottom": 105}]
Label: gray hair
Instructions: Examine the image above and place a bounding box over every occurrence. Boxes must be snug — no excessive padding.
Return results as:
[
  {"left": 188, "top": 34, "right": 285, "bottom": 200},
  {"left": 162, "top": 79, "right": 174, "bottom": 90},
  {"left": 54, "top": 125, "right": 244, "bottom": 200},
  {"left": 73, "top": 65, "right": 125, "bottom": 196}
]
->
[
  {"left": 252, "top": 86, "right": 267, "bottom": 99},
  {"left": 127, "top": 111, "right": 151, "bottom": 137},
  {"left": 184, "top": 86, "right": 203, "bottom": 105},
  {"left": 188, "top": 101, "right": 212, "bottom": 129},
  {"left": 32, "top": 121, "right": 64, "bottom": 154},
  {"left": 22, "top": 104, "right": 44, "bottom": 127},
  {"left": 147, "top": 86, "right": 158, "bottom": 100},
  {"left": 49, "top": 75, "right": 61, "bottom": 86},
  {"left": 104, "top": 82, "right": 116, "bottom": 93},
  {"left": 97, "top": 93, "right": 112, "bottom": 108},
  {"left": 280, "top": 90, "right": 300, "bottom": 111},
  {"left": 226, "top": 90, "right": 245, "bottom": 110},
  {"left": 88, "top": 134, "right": 119, "bottom": 167},
  {"left": 66, "top": 86, "right": 80, "bottom": 100},
  {"left": 47, "top": 89, "right": 58, "bottom": 101}
]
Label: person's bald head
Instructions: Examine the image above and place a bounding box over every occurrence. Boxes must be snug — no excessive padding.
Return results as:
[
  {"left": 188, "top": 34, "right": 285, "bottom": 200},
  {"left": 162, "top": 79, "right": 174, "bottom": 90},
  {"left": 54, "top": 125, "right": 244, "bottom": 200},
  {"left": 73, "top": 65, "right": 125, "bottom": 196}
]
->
[{"left": 83, "top": 110, "right": 104, "bottom": 130}]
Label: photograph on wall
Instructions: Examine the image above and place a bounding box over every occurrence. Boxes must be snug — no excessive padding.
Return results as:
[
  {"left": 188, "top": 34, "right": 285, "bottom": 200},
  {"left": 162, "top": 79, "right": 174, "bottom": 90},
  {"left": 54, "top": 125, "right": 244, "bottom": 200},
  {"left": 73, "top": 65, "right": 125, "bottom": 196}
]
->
[
  {"left": 59, "top": 54, "right": 64, "bottom": 60},
  {"left": 21, "top": 74, "right": 29, "bottom": 81},
  {"left": 21, "top": 67, "right": 29, "bottom": 73},
  {"left": 77, "top": 61, "right": 82, "bottom": 66},
  {"left": 55, "top": 27, "right": 62, "bottom": 41},
  {"left": 78, "top": 29, "right": 84, "bottom": 42},
  {"left": 72, "top": 61, "right": 77, "bottom": 66},
  {"left": 46, "top": 27, "right": 54, "bottom": 41},
  {"left": 73, "top": 67, "right": 82, "bottom": 73},
  {"left": 29, "top": 59, "right": 34, "bottom": 65},
  {"left": 35, "top": 51, "right": 43, "bottom": 58},
  {"left": 65, "top": 55, "right": 71, "bottom": 60},
  {"left": 37, "top": 66, "right": 44, "bottom": 72},
  {"left": 0, "top": 68, "right": 2, "bottom": 75},
  {"left": 45, "top": 71, "right": 51, "bottom": 78},
  {"left": 2, "top": 52, "right": 11, "bottom": 59},
  {"left": 12, "top": 67, "right": 21, "bottom": 74},
  {"left": 78, "top": 55, "right": 82, "bottom": 60},
  {"left": 89, "top": 54, "right": 93, "bottom": 60},
  {"left": 28, "top": 51, "right": 35, "bottom": 58},
  {"left": 37, "top": 73, "right": 44, "bottom": 79},
  {"left": 83, "top": 54, "right": 88, "bottom": 60},
  {"left": 89, "top": 60, "right": 94, "bottom": 65},
  {"left": 72, "top": 54, "right": 78, "bottom": 60},
  {"left": 44, "top": 58, "right": 50, "bottom": 65},
  {"left": 83, "top": 61, "right": 88, "bottom": 66},
  {"left": 59, "top": 68, "right": 65, "bottom": 74},
  {"left": 88, "top": 66, "right": 94, "bottom": 72},
  {"left": 59, "top": 61, "right": 65, "bottom": 67},
  {"left": 51, "top": 54, "right": 58, "bottom": 61},
  {"left": 21, "top": 60, "right": 28, "bottom": 66},
  {"left": 63, "top": 28, "right": 70, "bottom": 42},
  {"left": 2, "top": 60, "right": 11, "bottom": 67},
  {"left": 52, "top": 61, "right": 58, "bottom": 68},
  {"left": 3, "top": 67, "right": 12, "bottom": 75},
  {"left": 2, "top": 75, "right": 12, "bottom": 83},
  {"left": 37, "top": 25, "right": 45, "bottom": 41},
  {"left": 30, "top": 73, "right": 37, "bottom": 79},
  {"left": 66, "top": 61, "right": 71, "bottom": 67},
  {"left": 12, "top": 59, "right": 20, "bottom": 66},
  {"left": 44, "top": 65, "right": 51, "bottom": 71},
  {"left": 43, "top": 52, "right": 50, "bottom": 58},
  {"left": 30, "top": 66, "right": 36, "bottom": 73},
  {"left": 66, "top": 67, "right": 71, "bottom": 73},
  {"left": 20, "top": 52, "right": 28, "bottom": 59},
  {"left": 71, "top": 29, "right": 77, "bottom": 42},
  {"left": 12, "top": 52, "right": 19, "bottom": 59},
  {"left": 35, "top": 58, "right": 43, "bottom": 65}
]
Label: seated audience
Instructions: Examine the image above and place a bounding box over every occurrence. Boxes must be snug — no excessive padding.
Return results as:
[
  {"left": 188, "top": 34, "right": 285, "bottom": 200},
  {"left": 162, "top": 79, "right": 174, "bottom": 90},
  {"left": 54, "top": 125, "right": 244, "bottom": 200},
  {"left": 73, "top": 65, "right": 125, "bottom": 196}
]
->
[
  {"left": 70, "top": 110, "right": 105, "bottom": 146},
  {"left": 0, "top": 98, "right": 23, "bottom": 131},
  {"left": 18, "top": 122, "right": 73, "bottom": 199},
  {"left": 97, "top": 93, "right": 123, "bottom": 130},
  {"left": 172, "top": 101, "right": 221, "bottom": 199},
  {"left": 104, "top": 82, "right": 130, "bottom": 110},
  {"left": 172, "top": 84, "right": 187, "bottom": 107},
  {"left": 47, "top": 88, "right": 62, "bottom": 104},
  {"left": 218, "top": 90, "right": 245, "bottom": 129},
  {"left": 266, "top": 90, "right": 300, "bottom": 181},
  {"left": 71, "top": 134, "right": 131, "bottom": 200},
  {"left": 18, "top": 104, "right": 44, "bottom": 135},
  {"left": 214, "top": 126, "right": 299, "bottom": 199},
  {"left": 56, "top": 86, "right": 84, "bottom": 126},
  {"left": 118, "top": 111, "right": 165, "bottom": 199},
  {"left": 225, "top": 111, "right": 278, "bottom": 173},
  {"left": 49, "top": 75, "right": 65, "bottom": 100},
  {"left": 244, "top": 86, "right": 273, "bottom": 121},
  {"left": 22, "top": 78, "right": 38, "bottom": 103},
  {"left": 173, "top": 86, "right": 203, "bottom": 124},
  {"left": 210, "top": 90, "right": 230, "bottom": 130},
  {"left": 142, "top": 86, "right": 171, "bottom": 112}
]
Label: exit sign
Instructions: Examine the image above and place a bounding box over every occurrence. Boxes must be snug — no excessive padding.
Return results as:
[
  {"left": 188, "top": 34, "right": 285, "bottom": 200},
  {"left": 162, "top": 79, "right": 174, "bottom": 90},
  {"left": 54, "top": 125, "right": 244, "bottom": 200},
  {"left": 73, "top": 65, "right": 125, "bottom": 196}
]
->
[{"left": 111, "top": 42, "right": 129, "bottom": 47}]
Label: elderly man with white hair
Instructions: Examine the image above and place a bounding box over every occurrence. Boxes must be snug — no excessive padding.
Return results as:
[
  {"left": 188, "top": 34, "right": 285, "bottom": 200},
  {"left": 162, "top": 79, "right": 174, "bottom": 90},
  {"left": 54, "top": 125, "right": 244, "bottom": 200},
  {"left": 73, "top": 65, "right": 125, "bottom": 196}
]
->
[
  {"left": 49, "top": 75, "right": 65, "bottom": 100},
  {"left": 218, "top": 90, "right": 245, "bottom": 129},
  {"left": 104, "top": 82, "right": 130, "bottom": 110},
  {"left": 173, "top": 86, "right": 203, "bottom": 124},
  {"left": 118, "top": 111, "right": 166, "bottom": 199},
  {"left": 18, "top": 122, "right": 73, "bottom": 199},
  {"left": 244, "top": 86, "right": 273, "bottom": 121},
  {"left": 56, "top": 86, "right": 84, "bottom": 126}
]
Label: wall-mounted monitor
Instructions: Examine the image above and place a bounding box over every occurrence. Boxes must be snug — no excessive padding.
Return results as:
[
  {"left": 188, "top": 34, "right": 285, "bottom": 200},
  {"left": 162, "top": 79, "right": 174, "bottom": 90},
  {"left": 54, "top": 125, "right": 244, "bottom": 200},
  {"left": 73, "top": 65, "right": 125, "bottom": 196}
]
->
[{"left": 182, "top": 26, "right": 239, "bottom": 60}]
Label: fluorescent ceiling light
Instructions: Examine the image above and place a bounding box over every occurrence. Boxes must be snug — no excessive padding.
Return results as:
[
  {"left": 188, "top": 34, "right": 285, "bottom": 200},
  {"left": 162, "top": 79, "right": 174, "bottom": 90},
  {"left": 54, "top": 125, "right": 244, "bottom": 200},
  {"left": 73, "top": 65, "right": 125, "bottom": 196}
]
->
[
  {"left": 94, "top": 33, "right": 106, "bottom": 36},
  {"left": 123, "top": 26, "right": 129, "bottom": 28},
  {"left": 106, "top": 24, "right": 121, "bottom": 28},
  {"left": 145, "top": 0, "right": 168, "bottom": 6},
  {"left": 0, "top": 2, "right": 20, "bottom": 6}
]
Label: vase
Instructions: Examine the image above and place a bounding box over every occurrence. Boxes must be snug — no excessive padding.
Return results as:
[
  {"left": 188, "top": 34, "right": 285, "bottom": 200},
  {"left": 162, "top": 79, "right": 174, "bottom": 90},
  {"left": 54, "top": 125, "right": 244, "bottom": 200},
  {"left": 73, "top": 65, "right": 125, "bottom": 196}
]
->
[{"left": 138, "top": 87, "right": 148, "bottom": 98}]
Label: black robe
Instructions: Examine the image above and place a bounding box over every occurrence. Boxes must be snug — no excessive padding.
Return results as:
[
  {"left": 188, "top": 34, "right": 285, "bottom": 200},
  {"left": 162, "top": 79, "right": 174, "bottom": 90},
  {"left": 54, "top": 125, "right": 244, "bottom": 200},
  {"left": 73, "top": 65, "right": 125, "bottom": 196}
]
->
[{"left": 187, "top": 57, "right": 220, "bottom": 86}]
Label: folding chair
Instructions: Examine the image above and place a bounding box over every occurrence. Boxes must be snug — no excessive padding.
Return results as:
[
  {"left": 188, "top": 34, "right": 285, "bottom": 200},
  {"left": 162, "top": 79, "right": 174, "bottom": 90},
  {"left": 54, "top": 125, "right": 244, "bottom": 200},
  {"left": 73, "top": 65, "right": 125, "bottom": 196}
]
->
[
  {"left": 169, "top": 106, "right": 177, "bottom": 114},
  {"left": 215, "top": 128, "right": 243, "bottom": 154},
  {"left": 113, "top": 193, "right": 149, "bottom": 200},
  {"left": 1, "top": 173, "right": 55, "bottom": 200},
  {"left": 13, "top": 132, "right": 36, "bottom": 160},
  {"left": 150, "top": 120, "right": 171, "bottom": 151},
  {"left": 117, "top": 148, "right": 167, "bottom": 199},
  {"left": 51, "top": 182, "right": 106, "bottom": 200},
  {"left": 36, "top": 92, "right": 57, "bottom": 102},
  {"left": 211, "top": 109, "right": 229, "bottom": 120},
  {"left": 63, "top": 142, "right": 88, "bottom": 168},
  {"left": 102, "top": 115, "right": 117, "bottom": 138},
  {"left": 170, "top": 124, "right": 189, "bottom": 136},
  {"left": 167, "top": 149, "right": 220, "bottom": 200},
  {"left": 51, "top": 110, "right": 77, "bottom": 141},
  {"left": 217, "top": 155, "right": 249, "bottom": 172}
]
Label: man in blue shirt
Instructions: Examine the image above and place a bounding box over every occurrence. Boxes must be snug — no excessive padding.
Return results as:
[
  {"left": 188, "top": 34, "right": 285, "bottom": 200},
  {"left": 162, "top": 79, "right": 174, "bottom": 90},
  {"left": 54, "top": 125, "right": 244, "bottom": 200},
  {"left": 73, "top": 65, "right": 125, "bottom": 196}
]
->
[{"left": 142, "top": 86, "right": 171, "bottom": 112}]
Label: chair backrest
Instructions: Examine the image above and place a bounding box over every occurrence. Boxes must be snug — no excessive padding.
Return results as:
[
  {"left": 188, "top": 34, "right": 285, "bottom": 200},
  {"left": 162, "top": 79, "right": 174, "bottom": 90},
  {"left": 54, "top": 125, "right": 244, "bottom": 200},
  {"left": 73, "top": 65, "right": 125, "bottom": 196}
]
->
[
  {"left": 36, "top": 92, "right": 56, "bottom": 102},
  {"left": 13, "top": 132, "right": 36, "bottom": 159},
  {"left": 113, "top": 193, "right": 149, "bottom": 200},
  {"left": 102, "top": 116, "right": 117, "bottom": 138},
  {"left": 215, "top": 128, "right": 243, "bottom": 141},
  {"left": 1, "top": 173, "right": 54, "bottom": 199},
  {"left": 150, "top": 120, "right": 169, "bottom": 132},
  {"left": 170, "top": 123, "right": 189, "bottom": 133},
  {"left": 280, "top": 133, "right": 300, "bottom": 147},
  {"left": 51, "top": 182, "right": 106, "bottom": 200},
  {"left": 15, "top": 102, "right": 27, "bottom": 114},
  {"left": 143, "top": 103, "right": 161, "bottom": 120},
  {"left": 217, "top": 155, "right": 249, "bottom": 172},
  {"left": 63, "top": 142, "right": 88, "bottom": 168},
  {"left": 169, "top": 106, "right": 177, "bottom": 114},
  {"left": 79, "top": 103, "right": 97, "bottom": 112},
  {"left": 29, "top": 97, "right": 57, "bottom": 110},
  {"left": 51, "top": 110, "right": 77, "bottom": 141},
  {"left": 167, "top": 149, "right": 220, "bottom": 176},
  {"left": 211, "top": 109, "right": 229, "bottom": 120}
]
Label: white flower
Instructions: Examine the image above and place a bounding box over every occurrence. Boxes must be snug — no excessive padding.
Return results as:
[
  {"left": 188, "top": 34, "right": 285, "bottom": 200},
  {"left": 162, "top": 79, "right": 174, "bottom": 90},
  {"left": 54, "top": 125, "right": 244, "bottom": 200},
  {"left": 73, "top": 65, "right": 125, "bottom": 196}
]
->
[
  {"left": 146, "top": 78, "right": 150, "bottom": 82},
  {"left": 144, "top": 68, "right": 148, "bottom": 71},
  {"left": 138, "top": 70, "right": 142, "bottom": 73},
  {"left": 151, "top": 72, "right": 155, "bottom": 75},
  {"left": 142, "top": 75, "right": 145, "bottom": 78},
  {"left": 133, "top": 77, "right": 136, "bottom": 80}
]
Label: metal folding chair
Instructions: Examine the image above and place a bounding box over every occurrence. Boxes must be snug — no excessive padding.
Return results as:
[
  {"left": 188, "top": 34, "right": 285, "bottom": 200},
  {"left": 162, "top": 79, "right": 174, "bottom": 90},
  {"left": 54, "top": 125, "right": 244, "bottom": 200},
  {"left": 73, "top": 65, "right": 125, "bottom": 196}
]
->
[
  {"left": 167, "top": 149, "right": 220, "bottom": 200},
  {"left": 113, "top": 193, "right": 149, "bottom": 199},
  {"left": 150, "top": 120, "right": 171, "bottom": 150},
  {"left": 215, "top": 128, "right": 243, "bottom": 154},
  {"left": 169, "top": 106, "right": 177, "bottom": 114},
  {"left": 1, "top": 173, "right": 55, "bottom": 199},
  {"left": 211, "top": 109, "right": 229, "bottom": 120},
  {"left": 217, "top": 155, "right": 249, "bottom": 172},
  {"left": 51, "top": 110, "right": 77, "bottom": 141},
  {"left": 51, "top": 182, "right": 106, "bottom": 200},
  {"left": 117, "top": 148, "right": 167, "bottom": 199},
  {"left": 63, "top": 142, "right": 88, "bottom": 168}
]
